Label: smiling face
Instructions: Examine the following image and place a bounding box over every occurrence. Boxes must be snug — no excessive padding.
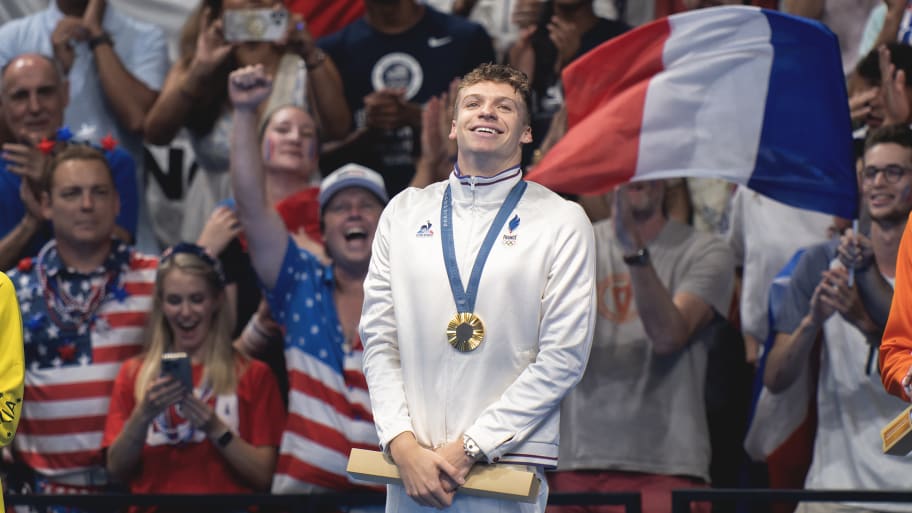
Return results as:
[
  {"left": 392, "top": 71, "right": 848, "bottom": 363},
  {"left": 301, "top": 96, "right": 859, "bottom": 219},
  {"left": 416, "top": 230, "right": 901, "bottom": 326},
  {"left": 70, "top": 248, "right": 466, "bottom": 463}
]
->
[
  {"left": 0, "top": 54, "right": 67, "bottom": 144},
  {"left": 261, "top": 105, "right": 318, "bottom": 178},
  {"left": 862, "top": 142, "right": 912, "bottom": 224},
  {"left": 42, "top": 157, "right": 119, "bottom": 250},
  {"left": 449, "top": 80, "right": 532, "bottom": 174},
  {"left": 161, "top": 268, "right": 222, "bottom": 358},
  {"left": 321, "top": 187, "right": 383, "bottom": 276}
]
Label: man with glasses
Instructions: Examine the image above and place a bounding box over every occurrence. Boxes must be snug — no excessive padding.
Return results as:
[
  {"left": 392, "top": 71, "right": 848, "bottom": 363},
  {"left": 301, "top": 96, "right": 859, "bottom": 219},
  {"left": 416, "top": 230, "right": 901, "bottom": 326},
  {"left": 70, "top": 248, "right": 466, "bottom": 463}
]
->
[{"left": 762, "top": 124, "right": 912, "bottom": 513}]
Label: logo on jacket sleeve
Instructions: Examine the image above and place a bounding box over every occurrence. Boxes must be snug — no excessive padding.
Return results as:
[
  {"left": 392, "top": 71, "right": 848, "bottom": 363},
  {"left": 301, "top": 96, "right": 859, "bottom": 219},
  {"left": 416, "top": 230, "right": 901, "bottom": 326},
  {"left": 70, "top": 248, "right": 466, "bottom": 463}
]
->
[
  {"left": 502, "top": 215, "right": 520, "bottom": 246},
  {"left": 416, "top": 220, "right": 434, "bottom": 237}
]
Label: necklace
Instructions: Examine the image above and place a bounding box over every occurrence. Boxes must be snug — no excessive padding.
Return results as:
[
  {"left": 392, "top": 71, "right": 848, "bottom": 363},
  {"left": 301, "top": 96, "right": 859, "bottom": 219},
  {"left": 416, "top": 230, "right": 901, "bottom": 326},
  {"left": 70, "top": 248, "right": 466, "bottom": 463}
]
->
[{"left": 35, "top": 241, "right": 121, "bottom": 331}]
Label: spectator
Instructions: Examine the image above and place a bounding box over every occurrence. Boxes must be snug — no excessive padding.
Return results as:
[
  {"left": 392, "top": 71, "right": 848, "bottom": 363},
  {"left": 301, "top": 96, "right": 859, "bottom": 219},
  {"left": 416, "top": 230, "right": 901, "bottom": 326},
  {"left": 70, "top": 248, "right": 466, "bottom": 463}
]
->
[
  {"left": 196, "top": 102, "right": 324, "bottom": 335},
  {"left": 550, "top": 181, "right": 734, "bottom": 513},
  {"left": 103, "top": 243, "right": 284, "bottom": 509},
  {"left": 508, "top": 0, "right": 628, "bottom": 162},
  {"left": 726, "top": 186, "right": 832, "bottom": 364},
  {"left": 143, "top": 0, "right": 350, "bottom": 244},
  {"left": 0, "top": 271, "right": 26, "bottom": 513},
  {"left": 0, "top": 0, "right": 169, "bottom": 253},
  {"left": 0, "top": 53, "right": 139, "bottom": 271},
  {"left": 0, "top": 0, "right": 167, "bottom": 154},
  {"left": 5, "top": 145, "right": 157, "bottom": 501},
  {"left": 229, "top": 64, "right": 385, "bottom": 493},
  {"left": 764, "top": 124, "right": 912, "bottom": 513},
  {"left": 318, "top": 0, "right": 496, "bottom": 195},
  {"left": 360, "top": 62, "right": 596, "bottom": 511}
]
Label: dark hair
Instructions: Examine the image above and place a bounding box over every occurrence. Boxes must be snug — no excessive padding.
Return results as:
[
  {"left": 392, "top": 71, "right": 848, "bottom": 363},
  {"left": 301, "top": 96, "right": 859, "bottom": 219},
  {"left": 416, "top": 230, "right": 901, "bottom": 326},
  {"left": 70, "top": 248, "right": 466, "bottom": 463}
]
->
[
  {"left": 865, "top": 123, "right": 912, "bottom": 152},
  {"left": 856, "top": 43, "right": 912, "bottom": 87},
  {"left": 45, "top": 145, "right": 114, "bottom": 192},
  {"left": 457, "top": 63, "right": 533, "bottom": 125}
]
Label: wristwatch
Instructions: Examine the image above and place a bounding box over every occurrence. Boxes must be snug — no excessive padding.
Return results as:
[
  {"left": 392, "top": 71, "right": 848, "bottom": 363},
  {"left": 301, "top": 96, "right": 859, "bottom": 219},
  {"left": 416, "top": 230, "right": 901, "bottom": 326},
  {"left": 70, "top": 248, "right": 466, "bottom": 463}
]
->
[
  {"left": 215, "top": 430, "right": 234, "bottom": 448},
  {"left": 622, "top": 247, "right": 650, "bottom": 266},
  {"left": 463, "top": 435, "right": 484, "bottom": 461},
  {"left": 88, "top": 33, "right": 113, "bottom": 50}
]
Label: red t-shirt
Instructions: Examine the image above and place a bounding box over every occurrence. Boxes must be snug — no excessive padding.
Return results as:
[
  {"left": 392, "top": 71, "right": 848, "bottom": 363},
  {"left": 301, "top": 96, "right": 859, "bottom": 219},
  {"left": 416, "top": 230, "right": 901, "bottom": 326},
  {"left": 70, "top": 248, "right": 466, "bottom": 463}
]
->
[
  {"left": 103, "top": 356, "right": 286, "bottom": 501},
  {"left": 284, "top": 0, "right": 363, "bottom": 39}
]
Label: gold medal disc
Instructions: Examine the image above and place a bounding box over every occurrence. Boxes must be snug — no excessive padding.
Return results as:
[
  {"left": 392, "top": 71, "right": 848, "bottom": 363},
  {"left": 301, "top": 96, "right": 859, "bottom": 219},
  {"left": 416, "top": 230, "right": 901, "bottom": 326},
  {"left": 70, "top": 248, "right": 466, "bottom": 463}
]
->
[{"left": 446, "top": 312, "right": 485, "bottom": 352}]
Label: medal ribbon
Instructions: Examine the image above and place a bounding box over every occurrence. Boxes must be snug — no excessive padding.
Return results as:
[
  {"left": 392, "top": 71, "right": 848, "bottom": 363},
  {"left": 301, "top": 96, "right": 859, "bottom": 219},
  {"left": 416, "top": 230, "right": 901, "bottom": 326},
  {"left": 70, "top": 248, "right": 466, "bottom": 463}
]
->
[{"left": 440, "top": 179, "right": 527, "bottom": 314}]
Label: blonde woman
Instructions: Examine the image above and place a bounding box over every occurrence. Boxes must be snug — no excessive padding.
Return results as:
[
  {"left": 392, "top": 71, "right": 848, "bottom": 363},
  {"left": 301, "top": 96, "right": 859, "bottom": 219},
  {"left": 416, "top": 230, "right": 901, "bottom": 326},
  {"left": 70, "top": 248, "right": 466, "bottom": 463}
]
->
[{"left": 103, "top": 243, "right": 284, "bottom": 505}]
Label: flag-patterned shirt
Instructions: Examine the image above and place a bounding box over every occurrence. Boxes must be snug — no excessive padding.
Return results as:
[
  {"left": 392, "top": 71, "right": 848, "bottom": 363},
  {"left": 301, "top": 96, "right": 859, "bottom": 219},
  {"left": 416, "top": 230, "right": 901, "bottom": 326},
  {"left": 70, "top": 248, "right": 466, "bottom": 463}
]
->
[
  {"left": 266, "top": 238, "right": 378, "bottom": 493},
  {"left": 8, "top": 240, "right": 157, "bottom": 479}
]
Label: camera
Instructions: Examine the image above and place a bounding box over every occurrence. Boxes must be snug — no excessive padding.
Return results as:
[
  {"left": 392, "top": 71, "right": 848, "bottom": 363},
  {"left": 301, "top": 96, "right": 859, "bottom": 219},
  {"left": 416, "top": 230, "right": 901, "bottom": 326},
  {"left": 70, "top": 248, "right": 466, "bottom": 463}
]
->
[{"left": 223, "top": 8, "right": 289, "bottom": 43}]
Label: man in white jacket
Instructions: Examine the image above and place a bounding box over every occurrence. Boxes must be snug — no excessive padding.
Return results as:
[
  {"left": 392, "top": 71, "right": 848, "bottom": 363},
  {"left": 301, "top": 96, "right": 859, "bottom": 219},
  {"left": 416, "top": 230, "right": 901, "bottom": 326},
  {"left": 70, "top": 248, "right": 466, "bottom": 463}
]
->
[{"left": 360, "top": 62, "right": 597, "bottom": 512}]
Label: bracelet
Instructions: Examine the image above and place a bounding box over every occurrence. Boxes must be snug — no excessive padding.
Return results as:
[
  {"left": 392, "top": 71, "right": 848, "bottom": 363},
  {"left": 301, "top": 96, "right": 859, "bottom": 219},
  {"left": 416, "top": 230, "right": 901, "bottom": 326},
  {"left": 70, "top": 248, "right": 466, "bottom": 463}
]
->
[
  {"left": 305, "top": 49, "right": 326, "bottom": 71},
  {"left": 88, "top": 33, "right": 113, "bottom": 50}
]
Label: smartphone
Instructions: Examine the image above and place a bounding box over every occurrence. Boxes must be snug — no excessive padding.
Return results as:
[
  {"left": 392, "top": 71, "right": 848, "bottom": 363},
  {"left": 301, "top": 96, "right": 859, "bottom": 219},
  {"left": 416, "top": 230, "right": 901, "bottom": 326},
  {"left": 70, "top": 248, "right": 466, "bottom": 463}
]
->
[
  {"left": 161, "top": 352, "right": 193, "bottom": 390},
  {"left": 223, "top": 8, "right": 288, "bottom": 43}
]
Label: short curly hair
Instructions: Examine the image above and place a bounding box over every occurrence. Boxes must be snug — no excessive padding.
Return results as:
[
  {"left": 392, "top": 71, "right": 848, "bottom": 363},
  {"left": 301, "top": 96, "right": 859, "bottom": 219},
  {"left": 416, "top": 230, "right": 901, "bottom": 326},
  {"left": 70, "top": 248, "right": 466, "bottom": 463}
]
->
[{"left": 456, "top": 63, "right": 532, "bottom": 125}]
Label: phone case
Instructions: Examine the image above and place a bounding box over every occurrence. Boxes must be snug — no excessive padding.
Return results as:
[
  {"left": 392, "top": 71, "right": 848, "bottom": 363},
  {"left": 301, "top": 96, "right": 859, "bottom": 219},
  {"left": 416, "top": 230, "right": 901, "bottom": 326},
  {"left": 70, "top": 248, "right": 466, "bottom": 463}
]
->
[
  {"left": 223, "top": 9, "right": 288, "bottom": 43},
  {"left": 161, "top": 352, "right": 193, "bottom": 390}
]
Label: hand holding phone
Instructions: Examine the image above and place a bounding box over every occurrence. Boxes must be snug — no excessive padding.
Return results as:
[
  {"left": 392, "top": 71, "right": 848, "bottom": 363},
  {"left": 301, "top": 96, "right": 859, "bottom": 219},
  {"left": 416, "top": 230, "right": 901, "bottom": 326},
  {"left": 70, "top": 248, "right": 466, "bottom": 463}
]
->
[{"left": 161, "top": 352, "right": 193, "bottom": 391}]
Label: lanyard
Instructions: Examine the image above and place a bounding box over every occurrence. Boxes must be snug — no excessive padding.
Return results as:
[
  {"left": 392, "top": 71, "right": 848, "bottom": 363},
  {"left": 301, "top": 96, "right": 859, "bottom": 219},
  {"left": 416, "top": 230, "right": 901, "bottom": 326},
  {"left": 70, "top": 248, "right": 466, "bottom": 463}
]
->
[{"left": 440, "top": 180, "right": 527, "bottom": 314}]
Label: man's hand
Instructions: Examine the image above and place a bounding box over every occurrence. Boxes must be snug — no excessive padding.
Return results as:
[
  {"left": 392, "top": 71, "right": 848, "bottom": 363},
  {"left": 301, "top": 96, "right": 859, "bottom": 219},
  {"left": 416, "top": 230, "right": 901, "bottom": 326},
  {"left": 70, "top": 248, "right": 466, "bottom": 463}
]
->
[
  {"left": 611, "top": 185, "right": 644, "bottom": 254},
  {"left": 363, "top": 89, "right": 421, "bottom": 131},
  {"left": 548, "top": 16, "right": 581, "bottom": 72},
  {"left": 809, "top": 268, "right": 849, "bottom": 326},
  {"left": 197, "top": 206, "right": 242, "bottom": 256},
  {"left": 389, "top": 432, "right": 463, "bottom": 509},
  {"left": 837, "top": 228, "right": 874, "bottom": 273},
  {"left": 2, "top": 143, "right": 48, "bottom": 184},
  {"left": 848, "top": 87, "right": 881, "bottom": 126},
  {"left": 228, "top": 65, "right": 273, "bottom": 111},
  {"left": 51, "top": 17, "right": 88, "bottom": 74},
  {"left": 433, "top": 438, "right": 475, "bottom": 493},
  {"left": 82, "top": 0, "right": 106, "bottom": 38}
]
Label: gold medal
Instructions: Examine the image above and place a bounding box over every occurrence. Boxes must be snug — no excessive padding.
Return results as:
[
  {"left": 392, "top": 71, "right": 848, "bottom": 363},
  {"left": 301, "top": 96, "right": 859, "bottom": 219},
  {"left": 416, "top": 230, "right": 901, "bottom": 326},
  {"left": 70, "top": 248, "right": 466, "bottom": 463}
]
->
[{"left": 446, "top": 312, "right": 485, "bottom": 352}]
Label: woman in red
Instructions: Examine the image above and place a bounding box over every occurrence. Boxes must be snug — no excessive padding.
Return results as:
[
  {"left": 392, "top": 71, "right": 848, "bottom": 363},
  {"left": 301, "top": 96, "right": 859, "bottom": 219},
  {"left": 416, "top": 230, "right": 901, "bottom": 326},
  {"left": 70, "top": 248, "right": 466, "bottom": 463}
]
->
[{"left": 103, "top": 243, "right": 285, "bottom": 508}]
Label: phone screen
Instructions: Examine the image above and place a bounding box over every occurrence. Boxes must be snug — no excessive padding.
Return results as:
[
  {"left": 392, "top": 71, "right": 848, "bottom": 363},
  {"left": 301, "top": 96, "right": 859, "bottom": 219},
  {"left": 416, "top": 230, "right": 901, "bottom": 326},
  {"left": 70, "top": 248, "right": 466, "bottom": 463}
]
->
[{"left": 161, "top": 352, "right": 193, "bottom": 390}]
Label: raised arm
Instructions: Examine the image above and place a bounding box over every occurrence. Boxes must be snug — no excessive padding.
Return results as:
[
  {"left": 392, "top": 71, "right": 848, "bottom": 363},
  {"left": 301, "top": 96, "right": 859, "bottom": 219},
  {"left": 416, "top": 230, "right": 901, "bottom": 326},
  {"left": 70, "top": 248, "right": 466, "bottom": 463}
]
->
[
  {"left": 83, "top": 0, "right": 167, "bottom": 134},
  {"left": 228, "top": 65, "right": 288, "bottom": 288},
  {"left": 143, "top": 7, "right": 233, "bottom": 145}
]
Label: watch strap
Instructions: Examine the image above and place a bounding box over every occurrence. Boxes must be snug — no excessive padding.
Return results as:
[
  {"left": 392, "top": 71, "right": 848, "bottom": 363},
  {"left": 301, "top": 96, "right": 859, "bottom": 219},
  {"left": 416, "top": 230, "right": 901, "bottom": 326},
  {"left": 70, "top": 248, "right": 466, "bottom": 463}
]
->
[
  {"left": 215, "top": 430, "right": 234, "bottom": 448},
  {"left": 622, "top": 247, "right": 650, "bottom": 266},
  {"left": 88, "top": 33, "right": 113, "bottom": 50},
  {"left": 462, "top": 435, "right": 484, "bottom": 461}
]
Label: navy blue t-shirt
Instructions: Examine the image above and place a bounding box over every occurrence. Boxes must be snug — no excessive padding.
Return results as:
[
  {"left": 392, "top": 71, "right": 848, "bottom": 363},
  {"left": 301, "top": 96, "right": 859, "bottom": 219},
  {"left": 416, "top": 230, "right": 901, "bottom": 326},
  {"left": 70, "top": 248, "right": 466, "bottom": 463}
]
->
[{"left": 319, "top": 7, "right": 495, "bottom": 194}]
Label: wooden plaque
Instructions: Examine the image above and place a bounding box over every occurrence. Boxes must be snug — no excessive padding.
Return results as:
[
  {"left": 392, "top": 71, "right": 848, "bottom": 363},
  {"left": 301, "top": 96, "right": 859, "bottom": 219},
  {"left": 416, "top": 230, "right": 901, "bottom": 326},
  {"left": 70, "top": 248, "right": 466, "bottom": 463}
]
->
[{"left": 346, "top": 448, "right": 541, "bottom": 503}]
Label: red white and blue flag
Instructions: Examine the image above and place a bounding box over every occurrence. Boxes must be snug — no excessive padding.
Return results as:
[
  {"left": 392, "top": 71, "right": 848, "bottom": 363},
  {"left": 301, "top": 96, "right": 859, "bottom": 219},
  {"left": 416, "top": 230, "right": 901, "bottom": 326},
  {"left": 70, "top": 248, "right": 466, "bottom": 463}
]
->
[{"left": 526, "top": 6, "right": 857, "bottom": 219}]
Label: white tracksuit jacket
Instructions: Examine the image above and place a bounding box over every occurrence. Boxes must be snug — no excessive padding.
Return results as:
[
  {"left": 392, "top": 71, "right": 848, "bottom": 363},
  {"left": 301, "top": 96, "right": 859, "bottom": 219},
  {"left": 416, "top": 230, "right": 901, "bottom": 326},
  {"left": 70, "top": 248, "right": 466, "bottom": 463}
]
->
[{"left": 360, "top": 167, "right": 596, "bottom": 510}]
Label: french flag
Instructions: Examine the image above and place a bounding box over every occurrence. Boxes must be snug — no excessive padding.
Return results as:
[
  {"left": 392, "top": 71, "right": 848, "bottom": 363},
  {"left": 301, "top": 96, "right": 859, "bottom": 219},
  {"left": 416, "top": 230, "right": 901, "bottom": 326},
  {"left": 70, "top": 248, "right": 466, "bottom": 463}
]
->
[{"left": 526, "top": 6, "right": 857, "bottom": 219}]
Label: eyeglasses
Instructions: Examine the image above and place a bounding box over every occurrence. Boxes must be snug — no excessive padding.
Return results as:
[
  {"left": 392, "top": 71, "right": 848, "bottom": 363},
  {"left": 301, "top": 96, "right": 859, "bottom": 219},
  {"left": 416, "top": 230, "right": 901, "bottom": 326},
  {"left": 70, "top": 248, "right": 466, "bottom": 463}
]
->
[{"left": 861, "top": 164, "right": 912, "bottom": 184}]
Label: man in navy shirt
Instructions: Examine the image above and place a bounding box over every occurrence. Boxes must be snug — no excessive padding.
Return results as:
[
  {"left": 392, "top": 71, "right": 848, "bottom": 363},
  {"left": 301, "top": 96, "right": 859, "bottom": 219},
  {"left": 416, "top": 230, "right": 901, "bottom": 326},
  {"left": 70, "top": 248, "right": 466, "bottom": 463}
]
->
[{"left": 319, "top": 0, "right": 495, "bottom": 195}]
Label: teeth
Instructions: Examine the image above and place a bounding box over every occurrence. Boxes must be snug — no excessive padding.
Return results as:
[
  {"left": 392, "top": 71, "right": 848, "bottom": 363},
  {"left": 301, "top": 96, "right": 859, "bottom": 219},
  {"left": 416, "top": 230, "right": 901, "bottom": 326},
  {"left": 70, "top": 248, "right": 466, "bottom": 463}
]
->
[
  {"left": 475, "top": 127, "right": 497, "bottom": 134},
  {"left": 345, "top": 228, "right": 366, "bottom": 236}
]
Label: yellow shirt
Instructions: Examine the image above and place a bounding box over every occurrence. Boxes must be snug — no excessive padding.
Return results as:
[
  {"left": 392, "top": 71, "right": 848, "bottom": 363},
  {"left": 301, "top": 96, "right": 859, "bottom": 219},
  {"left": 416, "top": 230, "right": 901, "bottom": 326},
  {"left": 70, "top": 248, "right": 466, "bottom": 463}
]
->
[{"left": 0, "top": 272, "right": 25, "bottom": 510}]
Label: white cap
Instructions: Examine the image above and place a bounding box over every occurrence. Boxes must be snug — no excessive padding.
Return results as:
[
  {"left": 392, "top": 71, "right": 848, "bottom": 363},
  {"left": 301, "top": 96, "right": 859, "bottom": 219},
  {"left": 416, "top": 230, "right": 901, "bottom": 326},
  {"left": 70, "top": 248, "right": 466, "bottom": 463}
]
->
[{"left": 319, "top": 163, "right": 389, "bottom": 212}]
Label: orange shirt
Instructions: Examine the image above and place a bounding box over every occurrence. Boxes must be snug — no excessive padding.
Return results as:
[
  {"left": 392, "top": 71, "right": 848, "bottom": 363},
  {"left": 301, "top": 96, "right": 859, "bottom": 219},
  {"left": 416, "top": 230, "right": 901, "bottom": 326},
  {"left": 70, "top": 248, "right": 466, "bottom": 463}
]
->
[{"left": 881, "top": 211, "right": 912, "bottom": 400}]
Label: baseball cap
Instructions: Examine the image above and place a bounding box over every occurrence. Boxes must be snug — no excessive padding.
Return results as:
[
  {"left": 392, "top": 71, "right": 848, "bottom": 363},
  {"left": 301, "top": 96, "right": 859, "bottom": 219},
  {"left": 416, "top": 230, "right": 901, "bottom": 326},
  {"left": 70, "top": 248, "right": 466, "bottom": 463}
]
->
[{"left": 319, "top": 163, "right": 389, "bottom": 211}]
